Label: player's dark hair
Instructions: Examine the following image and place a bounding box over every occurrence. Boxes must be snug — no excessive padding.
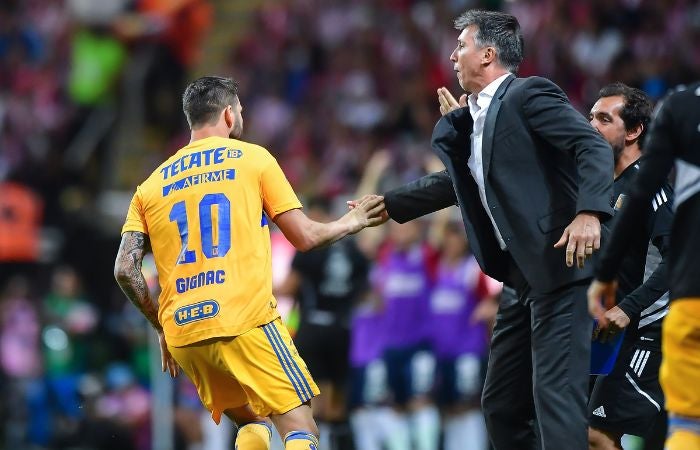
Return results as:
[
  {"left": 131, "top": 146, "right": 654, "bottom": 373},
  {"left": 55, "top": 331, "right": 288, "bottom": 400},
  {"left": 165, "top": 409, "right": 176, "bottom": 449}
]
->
[
  {"left": 454, "top": 10, "right": 524, "bottom": 73},
  {"left": 599, "top": 82, "right": 653, "bottom": 146},
  {"left": 182, "top": 76, "right": 239, "bottom": 129}
]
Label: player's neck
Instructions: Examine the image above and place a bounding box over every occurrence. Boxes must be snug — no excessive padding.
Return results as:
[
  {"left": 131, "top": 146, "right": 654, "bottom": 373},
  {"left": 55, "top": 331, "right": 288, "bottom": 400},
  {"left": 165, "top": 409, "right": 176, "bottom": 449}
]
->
[{"left": 190, "top": 125, "right": 230, "bottom": 143}]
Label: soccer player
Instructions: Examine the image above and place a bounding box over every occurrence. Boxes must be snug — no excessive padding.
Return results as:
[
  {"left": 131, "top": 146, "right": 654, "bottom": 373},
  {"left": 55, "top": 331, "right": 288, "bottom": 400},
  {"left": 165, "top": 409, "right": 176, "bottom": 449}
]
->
[
  {"left": 589, "top": 81, "right": 700, "bottom": 450},
  {"left": 113, "top": 76, "right": 384, "bottom": 450},
  {"left": 587, "top": 83, "right": 673, "bottom": 450}
]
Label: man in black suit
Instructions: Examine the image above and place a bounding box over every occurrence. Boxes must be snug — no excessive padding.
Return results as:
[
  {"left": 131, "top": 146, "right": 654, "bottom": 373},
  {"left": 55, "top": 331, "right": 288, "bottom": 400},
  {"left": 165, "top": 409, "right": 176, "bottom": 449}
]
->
[{"left": 362, "top": 9, "right": 614, "bottom": 450}]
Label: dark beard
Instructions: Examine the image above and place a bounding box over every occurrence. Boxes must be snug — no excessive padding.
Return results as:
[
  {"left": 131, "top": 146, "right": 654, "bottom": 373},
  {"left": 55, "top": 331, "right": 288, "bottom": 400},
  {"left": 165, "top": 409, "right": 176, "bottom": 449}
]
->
[{"left": 612, "top": 142, "right": 624, "bottom": 164}]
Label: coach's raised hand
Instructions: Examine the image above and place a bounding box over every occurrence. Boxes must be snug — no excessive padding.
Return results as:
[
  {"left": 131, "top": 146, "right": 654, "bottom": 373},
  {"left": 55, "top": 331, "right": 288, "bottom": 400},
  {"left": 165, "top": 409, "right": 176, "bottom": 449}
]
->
[{"left": 438, "top": 87, "right": 468, "bottom": 116}]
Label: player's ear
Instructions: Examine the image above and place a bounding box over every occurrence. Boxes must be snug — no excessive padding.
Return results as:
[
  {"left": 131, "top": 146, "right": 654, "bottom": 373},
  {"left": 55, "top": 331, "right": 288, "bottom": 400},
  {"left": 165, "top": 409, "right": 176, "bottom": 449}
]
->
[{"left": 223, "top": 105, "right": 233, "bottom": 129}]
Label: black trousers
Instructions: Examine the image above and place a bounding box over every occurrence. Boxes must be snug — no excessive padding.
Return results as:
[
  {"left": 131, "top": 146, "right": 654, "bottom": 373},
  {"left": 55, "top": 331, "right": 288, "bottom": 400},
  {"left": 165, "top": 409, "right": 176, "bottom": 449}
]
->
[{"left": 482, "top": 279, "right": 592, "bottom": 450}]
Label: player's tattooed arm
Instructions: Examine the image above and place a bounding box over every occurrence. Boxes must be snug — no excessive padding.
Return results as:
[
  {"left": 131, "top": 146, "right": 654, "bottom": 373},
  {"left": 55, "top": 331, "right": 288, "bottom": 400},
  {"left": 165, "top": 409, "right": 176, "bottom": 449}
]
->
[{"left": 114, "top": 231, "right": 162, "bottom": 332}]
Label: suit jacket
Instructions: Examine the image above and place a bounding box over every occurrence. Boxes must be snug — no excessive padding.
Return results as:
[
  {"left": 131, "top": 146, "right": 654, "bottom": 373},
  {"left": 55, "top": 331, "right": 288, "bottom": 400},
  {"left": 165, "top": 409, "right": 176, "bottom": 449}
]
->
[{"left": 385, "top": 75, "right": 614, "bottom": 294}]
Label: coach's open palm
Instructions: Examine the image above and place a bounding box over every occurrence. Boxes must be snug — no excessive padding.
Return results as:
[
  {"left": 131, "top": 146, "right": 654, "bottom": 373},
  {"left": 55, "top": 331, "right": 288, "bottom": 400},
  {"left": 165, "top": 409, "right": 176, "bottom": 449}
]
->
[{"left": 438, "top": 87, "right": 468, "bottom": 116}]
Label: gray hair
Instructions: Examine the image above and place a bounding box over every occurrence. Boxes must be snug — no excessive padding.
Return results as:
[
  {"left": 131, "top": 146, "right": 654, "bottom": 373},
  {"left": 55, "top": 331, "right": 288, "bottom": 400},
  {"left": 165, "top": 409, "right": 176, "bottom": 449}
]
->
[{"left": 454, "top": 10, "right": 524, "bottom": 73}]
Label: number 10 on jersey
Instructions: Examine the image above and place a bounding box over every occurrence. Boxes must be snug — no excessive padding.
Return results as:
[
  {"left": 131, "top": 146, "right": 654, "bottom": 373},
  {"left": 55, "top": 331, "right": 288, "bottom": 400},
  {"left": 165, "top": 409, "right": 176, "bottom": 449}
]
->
[{"left": 169, "top": 193, "right": 231, "bottom": 264}]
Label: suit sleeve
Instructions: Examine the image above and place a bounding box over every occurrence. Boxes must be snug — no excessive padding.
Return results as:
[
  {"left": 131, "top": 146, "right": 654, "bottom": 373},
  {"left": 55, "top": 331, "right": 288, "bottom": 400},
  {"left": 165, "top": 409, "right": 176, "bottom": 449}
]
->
[
  {"left": 384, "top": 170, "right": 457, "bottom": 223},
  {"left": 522, "top": 77, "right": 614, "bottom": 219}
]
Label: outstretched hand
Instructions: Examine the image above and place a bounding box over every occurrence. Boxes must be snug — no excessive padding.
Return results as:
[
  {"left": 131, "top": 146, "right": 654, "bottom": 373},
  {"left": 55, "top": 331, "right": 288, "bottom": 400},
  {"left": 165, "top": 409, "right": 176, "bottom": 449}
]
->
[
  {"left": 438, "top": 87, "right": 468, "bottom": 116},
  {"left": 158, "top": 331, "right": 180, "bottom": 378},
  {"left": 347, "top": 195, "right": 389, "bottom": 226},
  {"left": 346, "top": 195, "right": 387, "bottom": 233},
  {"left": 553, "top": 212, "right": 601, "bottom": 268}
]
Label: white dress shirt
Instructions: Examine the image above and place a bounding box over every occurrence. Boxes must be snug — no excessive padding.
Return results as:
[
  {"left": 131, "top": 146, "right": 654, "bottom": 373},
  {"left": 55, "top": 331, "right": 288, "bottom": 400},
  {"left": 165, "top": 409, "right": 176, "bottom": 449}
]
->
[{"left": 467, "top": 72, "right": 511, "bottom": 250}]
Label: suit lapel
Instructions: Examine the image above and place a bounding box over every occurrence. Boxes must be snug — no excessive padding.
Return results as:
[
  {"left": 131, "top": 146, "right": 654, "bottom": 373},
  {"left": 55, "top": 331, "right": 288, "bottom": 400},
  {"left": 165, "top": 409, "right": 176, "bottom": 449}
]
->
[{"left": 482, "top": 74, "right": 515, "bottom": 178}]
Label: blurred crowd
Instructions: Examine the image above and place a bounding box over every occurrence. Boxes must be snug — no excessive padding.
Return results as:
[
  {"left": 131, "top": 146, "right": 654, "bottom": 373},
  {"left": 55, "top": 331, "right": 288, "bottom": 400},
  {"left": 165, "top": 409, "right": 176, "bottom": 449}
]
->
[{"left": 1, "top": 0, "right": 699, "bottom": 449}]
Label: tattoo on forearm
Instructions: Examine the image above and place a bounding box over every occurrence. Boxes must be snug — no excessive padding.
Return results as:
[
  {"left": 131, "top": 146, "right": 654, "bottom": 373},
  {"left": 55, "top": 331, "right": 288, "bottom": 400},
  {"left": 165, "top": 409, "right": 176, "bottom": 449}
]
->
[{"left": 115, "top": 232, "right": 162, "bottom": 331}]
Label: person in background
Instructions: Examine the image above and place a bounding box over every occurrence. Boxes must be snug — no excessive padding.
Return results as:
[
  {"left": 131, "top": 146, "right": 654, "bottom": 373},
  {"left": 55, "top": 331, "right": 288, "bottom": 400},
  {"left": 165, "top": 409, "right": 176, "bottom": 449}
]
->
[
  {"left": 42, "top": 265, "right": 99, "bottom": 444},
  {"left": 586, "top": 83, "right": 673, "bottom": 450},
  {"left": 373, "top": 219, "right": 440, "bottom": 450},
  {"left": 589, "top": 81, "right": 700, "bottom": 450},
  {"left": 347, "top": 297, "right": 393, "bottom": 450},
  {"left": 429, "top": 220, "right": 500, "bottom": 450},
  {"left": 352, "top": 150, "right": 443, "bottom": 450},
  {"left": 276, "top": 195, "right": 371, "bottom": 450},
  {"left": 0, "top": 276, "right": 43, "bottom": 448}
]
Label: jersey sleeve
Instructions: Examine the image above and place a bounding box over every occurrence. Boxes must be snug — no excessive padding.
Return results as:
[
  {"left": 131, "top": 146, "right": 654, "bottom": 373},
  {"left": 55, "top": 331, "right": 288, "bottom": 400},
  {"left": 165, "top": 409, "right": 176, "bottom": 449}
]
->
[
  {"left": 260, "top": 156, "right": 302, "bottom": 219},
  {"left": 121, "top": 187, "right": 148, "bottom": 235},
  {"left": 649, "top": 184, "right": 674, "bottom": 244}
]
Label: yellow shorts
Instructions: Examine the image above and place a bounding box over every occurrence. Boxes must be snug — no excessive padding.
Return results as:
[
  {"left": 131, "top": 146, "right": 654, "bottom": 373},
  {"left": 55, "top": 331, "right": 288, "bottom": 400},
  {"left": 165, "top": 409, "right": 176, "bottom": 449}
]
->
[
  {"left": 660, "top": 299, "right": 700, "bottom": 417},
  {"left": 168, "top": 318, "right": 319, "bottom": 423}
]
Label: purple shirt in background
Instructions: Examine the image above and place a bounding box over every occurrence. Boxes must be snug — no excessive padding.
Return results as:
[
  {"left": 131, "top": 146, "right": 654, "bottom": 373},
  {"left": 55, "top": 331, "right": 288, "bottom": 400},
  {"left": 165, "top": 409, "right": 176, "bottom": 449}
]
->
[
  {"left": 0, "top": 297, "right": 41, "bottom": 378},
  {"left": 429, "top": 256, "right": 488, "bottom": 359},
  {"left": 372, "top": 243, "right": 435, "bottom": 350},
  {"left": 349, "top": 303, "right": 387, "bottom": 368}
]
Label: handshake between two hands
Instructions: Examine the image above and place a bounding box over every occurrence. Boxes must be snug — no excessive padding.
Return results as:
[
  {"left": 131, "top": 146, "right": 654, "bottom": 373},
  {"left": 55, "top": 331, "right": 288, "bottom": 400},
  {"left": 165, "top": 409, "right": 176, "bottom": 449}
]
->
[{"left": 346, "top": 195, "right": 389, "bottom": 231}]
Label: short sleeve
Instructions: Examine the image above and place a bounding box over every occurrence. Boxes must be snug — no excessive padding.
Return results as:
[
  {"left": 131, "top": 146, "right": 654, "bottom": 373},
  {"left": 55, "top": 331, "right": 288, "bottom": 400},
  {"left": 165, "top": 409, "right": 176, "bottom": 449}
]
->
[
  {"left": 261, "top": 157, "right": 302, "bottom": 219},
  {"left": 121, "top": 187, "right": 148, "bottom": 235}
]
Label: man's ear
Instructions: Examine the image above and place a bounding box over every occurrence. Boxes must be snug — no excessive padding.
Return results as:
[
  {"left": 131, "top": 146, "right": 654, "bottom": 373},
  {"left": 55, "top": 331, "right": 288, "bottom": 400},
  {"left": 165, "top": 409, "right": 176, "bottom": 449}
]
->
[
  {"left": 483, "top": 46, "right": 497, "bottom": 65},
  {"left": 626, "top": 123, "right": 643, "bottom": 143},
  {"left": 223, "top": 105, "right": 233, "bottom": 129}
]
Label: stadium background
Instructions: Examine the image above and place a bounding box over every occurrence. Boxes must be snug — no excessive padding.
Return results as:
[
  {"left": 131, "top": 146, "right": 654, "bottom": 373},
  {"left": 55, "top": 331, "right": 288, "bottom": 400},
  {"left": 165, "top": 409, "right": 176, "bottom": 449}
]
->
[{"left": 1, "top": 0, "right": 699, "bottom": 449}]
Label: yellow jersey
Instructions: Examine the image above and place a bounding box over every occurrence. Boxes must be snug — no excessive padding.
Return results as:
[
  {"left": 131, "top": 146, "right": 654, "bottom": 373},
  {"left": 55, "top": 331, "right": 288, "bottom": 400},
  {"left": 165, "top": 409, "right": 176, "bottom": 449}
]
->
[{"left": 121, "top": 136, "right": 301, "bottom": 346}]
